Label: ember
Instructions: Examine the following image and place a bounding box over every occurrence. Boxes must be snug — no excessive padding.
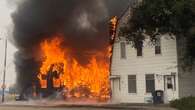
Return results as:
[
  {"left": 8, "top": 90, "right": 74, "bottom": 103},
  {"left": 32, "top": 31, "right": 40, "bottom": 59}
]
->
[{"left": 37, "top": 36, "right": 110, "bottom": 101}]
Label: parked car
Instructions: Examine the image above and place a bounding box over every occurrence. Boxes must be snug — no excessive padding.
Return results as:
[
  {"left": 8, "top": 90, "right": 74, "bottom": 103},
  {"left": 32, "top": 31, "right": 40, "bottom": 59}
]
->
[{"left": 15, "top": 94, "right": 28, "bottom": 101}]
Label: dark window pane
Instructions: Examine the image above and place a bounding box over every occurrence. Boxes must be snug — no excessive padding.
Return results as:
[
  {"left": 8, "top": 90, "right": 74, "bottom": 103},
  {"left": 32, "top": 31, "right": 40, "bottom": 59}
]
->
[
  {"left": 155, "top": 46, "right": 161, "bottom": 54},
  {"left": 128, "top": 75, "right": 137, "bottom": 93},
  {"left": 146, "top": 74, "right": 155, "bottom": 93},
  {"left": 120, "top": 42, "right": 126, "bottom": 59},
  {"left": 167, "top": 77, "right": 173, "bottom": 89},
  {"left": 137, "top": 47, "right": 142, "bottom": 56},
  {"left": 155, "top": 38, "right": 161, "bottom": 54}
]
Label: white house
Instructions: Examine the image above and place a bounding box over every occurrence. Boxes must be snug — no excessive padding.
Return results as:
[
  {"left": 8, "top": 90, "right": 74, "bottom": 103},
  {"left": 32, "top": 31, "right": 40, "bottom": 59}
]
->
[{"left": 110, "top": 3, "right": 195, "bottom": 103}]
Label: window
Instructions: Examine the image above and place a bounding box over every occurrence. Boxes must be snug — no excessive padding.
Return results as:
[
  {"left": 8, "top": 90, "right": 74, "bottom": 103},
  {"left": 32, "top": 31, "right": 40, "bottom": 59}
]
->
[
  {"left": 128, "top": 75, "right": 137, "bottom": 93},
  {"left": 137, "top": 46, "right": 143, "bottom": 56},
  {"left": 167, "top": 77, "right": 173, "bottom": 89},
  {"left": 146, "top": 74, "right": 155, "bottom": 93},
  {"left": 120, "top": 42, "right": 126, "bottom": 59},
  {"left": 136, "top": 40, "right": 143, "bottom": 56},
  {"left": 113, "top": 79, "right": 120, "bottom": 92},
  {"left": 155, "top": 37, "right": 161, "bottom": 54}
]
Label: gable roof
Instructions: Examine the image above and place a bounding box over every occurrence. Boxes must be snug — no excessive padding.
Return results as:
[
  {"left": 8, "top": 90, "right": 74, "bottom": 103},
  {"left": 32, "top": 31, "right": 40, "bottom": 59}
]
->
[{"left": 115, "top": 3, "right": 132, "bottom": 39}]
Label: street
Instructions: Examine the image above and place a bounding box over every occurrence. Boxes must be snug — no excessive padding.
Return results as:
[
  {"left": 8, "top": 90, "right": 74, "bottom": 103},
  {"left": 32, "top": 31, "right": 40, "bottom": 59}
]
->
[
  {"left": 0, "top": 106, "right": 114, "bottom": 110},
  {"left": 0, "top": 106, "right": 177, "bottom": 110},
  {"left": 0, "top": 102, "right": 177, "bottom": 110},
  {"left": 0, "top": 98, "right": 177, "bottom": 110}
]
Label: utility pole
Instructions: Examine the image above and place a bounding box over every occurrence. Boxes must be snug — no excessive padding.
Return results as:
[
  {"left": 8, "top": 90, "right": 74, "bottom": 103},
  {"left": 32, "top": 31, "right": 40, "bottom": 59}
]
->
[{"left": 1, "top": 38, "right": 7, "bottom": 103}]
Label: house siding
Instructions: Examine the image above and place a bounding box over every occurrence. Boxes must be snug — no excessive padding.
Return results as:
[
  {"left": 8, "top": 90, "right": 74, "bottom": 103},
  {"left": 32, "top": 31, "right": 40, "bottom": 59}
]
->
[
  {"left": 110, "top": 0, "right": 195, "bottom": 103},
  {"left": 111, "top": 35, "right": 179, "bottom": 103}
]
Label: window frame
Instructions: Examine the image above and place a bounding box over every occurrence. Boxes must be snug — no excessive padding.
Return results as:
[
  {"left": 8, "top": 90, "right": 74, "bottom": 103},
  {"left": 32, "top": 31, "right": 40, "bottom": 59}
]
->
[
  {"left": 145, "top": 74, "right": 155, "bottom": 93},
  {"left": 137, "top": 46, "right": 143, "bottom": 57},
  {"left": 167, "top": 76, "right": 173, "bottom": 89},
  {"left": 120, "top": 42, "right": 127, "bottom": 59},
  {"left": 128, "top": 75, "right": 137, "bottom": 93},
  {"left": 155, "top": 37, "right": 162, "bottom": 55}
]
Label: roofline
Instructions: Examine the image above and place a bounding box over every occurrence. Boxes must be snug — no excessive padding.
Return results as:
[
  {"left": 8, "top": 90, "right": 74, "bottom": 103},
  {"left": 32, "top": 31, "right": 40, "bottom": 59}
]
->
[{"left": 118, "top": 0, "right": 132, "bottom": 21}]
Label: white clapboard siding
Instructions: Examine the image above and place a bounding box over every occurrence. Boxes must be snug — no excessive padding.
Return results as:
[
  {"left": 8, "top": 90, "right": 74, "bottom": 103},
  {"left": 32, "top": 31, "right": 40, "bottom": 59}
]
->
[{"left": 111, "top": 35, "right": 179, "bottom": 103}]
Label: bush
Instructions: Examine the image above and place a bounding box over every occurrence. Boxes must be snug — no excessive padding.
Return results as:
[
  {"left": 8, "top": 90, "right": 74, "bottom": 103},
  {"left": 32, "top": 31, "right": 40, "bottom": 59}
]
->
[{"left": 170, "top": 96, "right": 195, "bottom": 110}]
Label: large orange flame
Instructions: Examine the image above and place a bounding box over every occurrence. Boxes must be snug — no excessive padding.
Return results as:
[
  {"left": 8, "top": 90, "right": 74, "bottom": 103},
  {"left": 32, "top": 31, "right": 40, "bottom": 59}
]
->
[
  {"left": 37, "top": 36, "right": 110, "bottom": 101},
  {"left": 110, "top": 16, "right": 118, "bottom": 42}
]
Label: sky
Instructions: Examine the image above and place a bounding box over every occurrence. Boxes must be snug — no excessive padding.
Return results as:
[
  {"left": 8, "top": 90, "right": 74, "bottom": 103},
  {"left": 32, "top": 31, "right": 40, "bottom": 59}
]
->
[{"left": 0, "top": 0, "right": 17, "bottom": 88}]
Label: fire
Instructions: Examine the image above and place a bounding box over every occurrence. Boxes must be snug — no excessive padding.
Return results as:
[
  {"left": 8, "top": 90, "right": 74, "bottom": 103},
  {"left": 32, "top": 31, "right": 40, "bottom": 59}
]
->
[
  {"left": 37, "top": 36, "right": 110, "bottom": 101},
  {"left": 109, "top": 16, "right": 118, "bottom": 42}
]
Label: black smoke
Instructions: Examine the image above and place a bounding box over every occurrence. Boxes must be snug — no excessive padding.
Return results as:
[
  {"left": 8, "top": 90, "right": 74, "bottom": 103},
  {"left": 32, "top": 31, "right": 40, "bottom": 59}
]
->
[{"left": 11, "top": 0, "right": 130, "bottom": 94}]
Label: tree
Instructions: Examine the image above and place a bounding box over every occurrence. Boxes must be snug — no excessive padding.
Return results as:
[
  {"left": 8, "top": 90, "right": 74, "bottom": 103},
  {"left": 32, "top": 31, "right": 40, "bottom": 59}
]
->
[{"left": 120, "top": 0, "right": 195, "bottom": 67}]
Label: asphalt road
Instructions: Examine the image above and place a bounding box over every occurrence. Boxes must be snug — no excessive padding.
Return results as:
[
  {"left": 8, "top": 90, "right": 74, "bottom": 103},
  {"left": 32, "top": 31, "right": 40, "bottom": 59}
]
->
[
  {"left": 0, "top": 105, "right": 178, "bottom": 110},
  {"left": 0, "top": 101, "right": 177, "bottom": 110},
  {"left": 0, "top": 106, "right": 117, "bottom": 110}
]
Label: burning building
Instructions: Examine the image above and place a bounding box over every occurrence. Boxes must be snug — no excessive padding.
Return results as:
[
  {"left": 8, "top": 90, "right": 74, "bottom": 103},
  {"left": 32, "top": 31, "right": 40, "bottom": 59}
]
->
[
  {"left": 36, "top": 36, "right": 111, "bottom": 100},
  {"left": 11, "top": 0, "right": 130, "bottom": 101}
]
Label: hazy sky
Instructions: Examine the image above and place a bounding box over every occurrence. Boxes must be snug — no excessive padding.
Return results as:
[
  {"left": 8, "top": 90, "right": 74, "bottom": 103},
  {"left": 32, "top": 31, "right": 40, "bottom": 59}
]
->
[{"left": 0, "top": 0, "right": 17, "bottom": 88}]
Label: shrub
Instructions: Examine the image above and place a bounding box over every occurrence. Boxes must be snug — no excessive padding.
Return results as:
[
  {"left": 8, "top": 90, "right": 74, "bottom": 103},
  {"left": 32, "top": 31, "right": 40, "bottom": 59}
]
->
[{"left": 170, "top": 96, "right": 195, "bottom": 110}]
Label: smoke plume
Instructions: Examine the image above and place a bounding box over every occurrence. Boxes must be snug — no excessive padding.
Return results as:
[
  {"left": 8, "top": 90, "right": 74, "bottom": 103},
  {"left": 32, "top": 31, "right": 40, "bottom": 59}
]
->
[{"left": 11, "top": 0, "right": 130, "bottom": 94}]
